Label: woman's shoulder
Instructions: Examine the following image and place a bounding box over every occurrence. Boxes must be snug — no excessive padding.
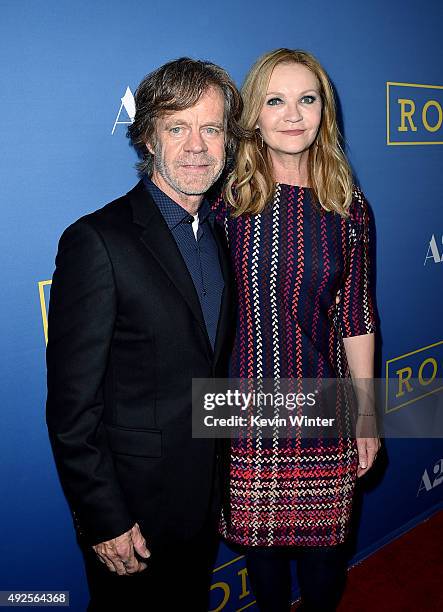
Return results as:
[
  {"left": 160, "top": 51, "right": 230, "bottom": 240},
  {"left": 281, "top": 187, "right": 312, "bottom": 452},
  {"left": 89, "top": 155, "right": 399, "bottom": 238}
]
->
[
  {"left": 209, "top": 181, "right": 241, "bottom": 223},
  {"left": 209, "top": 190, "right": 229, "bottom": 222},
  {"left": 210, "top": 190, "right": 225, "bottom": 211}
]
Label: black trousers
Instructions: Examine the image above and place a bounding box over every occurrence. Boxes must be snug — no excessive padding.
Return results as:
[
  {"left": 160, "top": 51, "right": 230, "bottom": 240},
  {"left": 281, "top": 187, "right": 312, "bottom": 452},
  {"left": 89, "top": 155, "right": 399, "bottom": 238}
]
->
[
  {"left": 245, "top": 544, "right": 348, "bottom": 612},
  {"left": 81, "top": 524, "right": 219, "bottom": 612}
]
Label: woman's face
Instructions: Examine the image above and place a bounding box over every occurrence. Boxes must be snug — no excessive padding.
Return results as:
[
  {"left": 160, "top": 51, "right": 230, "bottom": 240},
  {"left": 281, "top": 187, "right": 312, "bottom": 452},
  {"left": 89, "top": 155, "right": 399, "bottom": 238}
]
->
[{"left": 256, "top": 62, "right": 322, "bottom": 161}]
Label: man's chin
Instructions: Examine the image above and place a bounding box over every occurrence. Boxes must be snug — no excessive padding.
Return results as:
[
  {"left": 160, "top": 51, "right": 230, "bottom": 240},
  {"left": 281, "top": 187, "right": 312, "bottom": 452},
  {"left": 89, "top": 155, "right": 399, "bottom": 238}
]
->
[{"left": 174, "top": 177, "right": 218, "bottom": 196}]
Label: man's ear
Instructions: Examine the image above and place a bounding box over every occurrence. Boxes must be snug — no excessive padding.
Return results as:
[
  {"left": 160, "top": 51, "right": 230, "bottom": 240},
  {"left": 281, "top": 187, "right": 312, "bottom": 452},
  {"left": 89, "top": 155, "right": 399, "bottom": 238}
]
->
[{"left": 145, "top": 140, "right": 155, "bottom": 155}]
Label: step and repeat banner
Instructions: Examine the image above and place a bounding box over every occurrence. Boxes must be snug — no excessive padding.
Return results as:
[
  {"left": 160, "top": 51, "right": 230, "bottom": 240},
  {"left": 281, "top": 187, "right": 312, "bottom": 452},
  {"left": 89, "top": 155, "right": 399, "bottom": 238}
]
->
[{"left": 1, "top": 1, "right": 442, "bottom": 609}]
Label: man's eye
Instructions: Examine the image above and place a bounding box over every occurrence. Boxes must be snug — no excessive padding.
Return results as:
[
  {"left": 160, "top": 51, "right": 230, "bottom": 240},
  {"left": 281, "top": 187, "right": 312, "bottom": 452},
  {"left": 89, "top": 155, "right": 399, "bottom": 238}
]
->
[
  {"left": 266, "top": 97, "right": 283, "bottom": 106},
  {"left": 170, "top": 127, "right": 182, "bottom": 134},
  {"left": 204, "top": 127, "right": 220, "bottom": 135},
  {"left": 301, "top": 95, "right": 316, "bottom": 104}
]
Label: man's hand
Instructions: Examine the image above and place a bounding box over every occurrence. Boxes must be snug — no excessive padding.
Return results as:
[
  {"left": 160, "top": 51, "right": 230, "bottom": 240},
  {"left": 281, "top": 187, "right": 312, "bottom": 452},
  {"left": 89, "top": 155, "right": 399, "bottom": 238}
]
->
[
  {"left": 356, "top": 437, "right": 380, "bottom": 478},
  {"left": 93, "top": 523, "right": 150, "bottom": 575}
]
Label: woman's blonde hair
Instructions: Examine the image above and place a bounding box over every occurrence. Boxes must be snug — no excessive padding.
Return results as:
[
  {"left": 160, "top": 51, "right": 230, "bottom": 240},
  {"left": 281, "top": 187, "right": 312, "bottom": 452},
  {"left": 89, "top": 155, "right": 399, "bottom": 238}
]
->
[{"left": 225, "top": 48, "right": 354, "bottom": 217}]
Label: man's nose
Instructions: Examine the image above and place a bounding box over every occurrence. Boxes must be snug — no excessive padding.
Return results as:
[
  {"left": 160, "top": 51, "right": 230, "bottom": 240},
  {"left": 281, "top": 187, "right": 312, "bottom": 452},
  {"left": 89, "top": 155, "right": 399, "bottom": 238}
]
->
[{"left": 184, "top": 130, "right": 208, "bottom": 153}]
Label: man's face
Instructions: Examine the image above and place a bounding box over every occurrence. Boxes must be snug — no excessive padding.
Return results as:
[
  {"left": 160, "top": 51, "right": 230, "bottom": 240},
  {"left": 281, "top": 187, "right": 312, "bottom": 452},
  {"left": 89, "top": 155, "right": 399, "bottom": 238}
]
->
[{"left": 148, "top": 86, "right": 226, "bottom": 201}]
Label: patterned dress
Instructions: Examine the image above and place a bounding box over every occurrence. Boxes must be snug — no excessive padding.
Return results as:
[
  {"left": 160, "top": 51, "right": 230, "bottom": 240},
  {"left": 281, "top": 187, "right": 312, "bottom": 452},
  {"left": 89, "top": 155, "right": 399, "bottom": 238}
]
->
[{"left": 212, "top": 184, "right": 376, "bottom": 547}]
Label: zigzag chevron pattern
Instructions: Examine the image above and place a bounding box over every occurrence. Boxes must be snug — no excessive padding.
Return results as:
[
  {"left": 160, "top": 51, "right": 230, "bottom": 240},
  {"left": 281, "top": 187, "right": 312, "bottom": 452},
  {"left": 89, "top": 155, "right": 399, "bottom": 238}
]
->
[{"left": 211, "top": 185, "right": 377, "bottom": 546}]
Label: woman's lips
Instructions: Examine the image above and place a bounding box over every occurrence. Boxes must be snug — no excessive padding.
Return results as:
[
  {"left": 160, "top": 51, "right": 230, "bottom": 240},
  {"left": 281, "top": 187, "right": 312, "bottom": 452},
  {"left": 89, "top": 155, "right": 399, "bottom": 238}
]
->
[{"left": 280, "top": 129, "right": 305, "bottom": 136}]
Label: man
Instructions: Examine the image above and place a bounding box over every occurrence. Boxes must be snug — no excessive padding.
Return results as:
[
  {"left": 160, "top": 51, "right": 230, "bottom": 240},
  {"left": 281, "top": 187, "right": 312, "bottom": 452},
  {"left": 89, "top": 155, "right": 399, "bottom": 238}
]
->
[{"left": 46, "top": 58, "right": 242, "bottom": 611}]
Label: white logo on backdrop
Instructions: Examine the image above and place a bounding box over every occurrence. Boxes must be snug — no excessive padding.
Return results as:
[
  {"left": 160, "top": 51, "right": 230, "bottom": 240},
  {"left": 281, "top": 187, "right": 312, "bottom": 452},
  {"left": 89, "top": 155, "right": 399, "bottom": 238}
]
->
[
  {"left": 424, "top": 234, "right": 443, "bottom": 265},
  {"left": 111, "top": 86, "right": 135, "bottom": 135},
  {"left": 417, "top": 458, "right": 443, "bottom": 495}
]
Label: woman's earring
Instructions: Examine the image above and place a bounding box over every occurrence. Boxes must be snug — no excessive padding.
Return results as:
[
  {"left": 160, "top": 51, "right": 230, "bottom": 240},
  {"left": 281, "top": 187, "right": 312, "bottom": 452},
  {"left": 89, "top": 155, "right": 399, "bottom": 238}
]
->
[{"left": 255, "top": 130, "right": 264, "bottom": 150}]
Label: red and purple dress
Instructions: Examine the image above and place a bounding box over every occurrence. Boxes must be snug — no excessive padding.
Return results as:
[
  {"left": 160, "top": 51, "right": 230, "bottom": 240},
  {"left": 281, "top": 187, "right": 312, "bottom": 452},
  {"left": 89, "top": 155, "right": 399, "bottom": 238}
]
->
[{"left": 212, "top": 184, "right": 376, "bottom": 547}]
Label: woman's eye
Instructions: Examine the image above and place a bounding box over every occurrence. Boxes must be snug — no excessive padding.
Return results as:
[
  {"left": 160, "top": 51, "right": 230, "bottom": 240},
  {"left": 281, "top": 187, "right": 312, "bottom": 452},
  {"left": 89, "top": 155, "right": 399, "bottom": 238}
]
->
[
  {"left": 301, "top": 95, "right": 316, "bottom": 104},
  {"left": 266, "top": 97, "right": 283, "bottom": 106}
]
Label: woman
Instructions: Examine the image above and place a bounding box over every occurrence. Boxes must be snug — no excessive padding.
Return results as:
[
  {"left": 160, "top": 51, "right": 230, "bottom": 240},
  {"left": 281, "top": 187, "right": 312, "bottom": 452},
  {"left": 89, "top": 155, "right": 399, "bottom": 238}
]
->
[{"left": 212, "top": 49, "right": 380, "bottom": 611}]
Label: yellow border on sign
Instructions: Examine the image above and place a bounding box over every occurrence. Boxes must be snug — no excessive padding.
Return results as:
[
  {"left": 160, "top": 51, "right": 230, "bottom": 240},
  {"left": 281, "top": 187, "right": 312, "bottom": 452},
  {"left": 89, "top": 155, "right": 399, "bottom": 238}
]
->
[
  {"left": 38, "top": 279, "right": 52, "bottom": 345},
  {"left": 213, "top": 555, "right": 245, "bottom": 573},
  {"left": 237, "top": 603, "right": 256, "bottom": 611},
  {"left": 385, "top": 340, "right": 443, "bottom": 413},
  {"left": 211, "top": 554, "right": 257, "bottom": 610},
  {"left": 386, "top": 81, "right": 443, "bottom": 145}
]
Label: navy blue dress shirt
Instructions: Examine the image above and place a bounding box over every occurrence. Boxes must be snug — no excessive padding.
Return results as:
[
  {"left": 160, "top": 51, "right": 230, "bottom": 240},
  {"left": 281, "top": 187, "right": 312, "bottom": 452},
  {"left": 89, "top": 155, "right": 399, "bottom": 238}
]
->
[{"left": 144, "top": 178, "right": 224, "bottom": 349}]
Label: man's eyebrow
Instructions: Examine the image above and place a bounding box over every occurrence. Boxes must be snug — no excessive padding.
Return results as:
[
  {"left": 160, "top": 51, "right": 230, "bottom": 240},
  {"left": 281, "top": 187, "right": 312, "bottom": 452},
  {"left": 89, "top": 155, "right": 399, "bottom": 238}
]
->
[
  {"left": 201, "top": 121, "right": 224, "bottom": 129},
  {"left": 163, "top": 118, "right": 190, "bottom": 128},
  {"left": 162, "top": 119, "right": 225, "bottom": 129}
]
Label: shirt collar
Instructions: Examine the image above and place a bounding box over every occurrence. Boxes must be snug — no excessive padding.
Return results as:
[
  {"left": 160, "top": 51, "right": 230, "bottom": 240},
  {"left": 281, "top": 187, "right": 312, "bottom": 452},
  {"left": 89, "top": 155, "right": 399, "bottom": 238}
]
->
[{"left": 144, "top": 177, "right": 211, "bottom": 230}]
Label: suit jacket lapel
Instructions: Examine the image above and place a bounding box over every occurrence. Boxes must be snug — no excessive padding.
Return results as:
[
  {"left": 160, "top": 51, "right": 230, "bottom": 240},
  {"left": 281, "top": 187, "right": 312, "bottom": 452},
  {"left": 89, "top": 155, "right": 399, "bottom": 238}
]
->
[{"left": 128, "top": 181, "right": 213, "bottom": 359}]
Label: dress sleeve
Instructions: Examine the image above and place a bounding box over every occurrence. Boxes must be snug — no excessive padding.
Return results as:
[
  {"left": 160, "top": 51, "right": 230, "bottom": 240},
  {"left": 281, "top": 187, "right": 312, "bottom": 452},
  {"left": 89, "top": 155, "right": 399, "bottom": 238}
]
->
[{"left": 338, "top": 188, "right": 377, "bottom": 338}]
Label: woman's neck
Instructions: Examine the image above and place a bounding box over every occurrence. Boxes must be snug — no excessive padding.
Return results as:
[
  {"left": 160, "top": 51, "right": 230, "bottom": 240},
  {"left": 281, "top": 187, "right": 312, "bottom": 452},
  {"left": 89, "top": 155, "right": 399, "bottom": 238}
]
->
[{"left": 268, "top": 149, "right": 310, "bottom": 187}]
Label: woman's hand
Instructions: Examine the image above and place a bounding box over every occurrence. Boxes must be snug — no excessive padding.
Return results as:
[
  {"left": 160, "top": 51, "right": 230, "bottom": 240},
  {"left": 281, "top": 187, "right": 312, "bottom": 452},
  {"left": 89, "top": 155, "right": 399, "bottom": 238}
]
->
[{"left": 356, "top": 436, "right": 380, "bottom": 477}]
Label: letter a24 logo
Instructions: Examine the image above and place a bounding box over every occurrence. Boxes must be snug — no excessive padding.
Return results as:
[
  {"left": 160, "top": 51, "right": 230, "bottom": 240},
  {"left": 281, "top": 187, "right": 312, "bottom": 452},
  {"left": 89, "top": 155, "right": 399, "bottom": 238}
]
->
[
  {"left": 424, "top": 234, "right": 443, "bottom": 265},
  {"left": 112, "top": 86, "right": 135, "bottom": 135},
  {"left": 417, "top": 458, "right": 443, "bottom": 495}
]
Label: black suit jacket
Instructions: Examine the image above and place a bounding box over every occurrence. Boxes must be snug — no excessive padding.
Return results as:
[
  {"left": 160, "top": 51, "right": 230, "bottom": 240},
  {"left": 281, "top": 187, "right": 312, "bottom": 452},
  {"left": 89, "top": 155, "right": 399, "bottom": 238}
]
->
[{"left": 46, "top": 181, "right": 234, "bottom": 549}]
